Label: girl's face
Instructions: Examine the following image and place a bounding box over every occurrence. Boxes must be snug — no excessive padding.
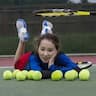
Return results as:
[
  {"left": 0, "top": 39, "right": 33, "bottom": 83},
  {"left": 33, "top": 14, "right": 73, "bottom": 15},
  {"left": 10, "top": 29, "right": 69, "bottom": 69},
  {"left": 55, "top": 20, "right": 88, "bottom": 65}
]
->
[{"left": 38, "top": 39, "right": 58, "bottom": 63}]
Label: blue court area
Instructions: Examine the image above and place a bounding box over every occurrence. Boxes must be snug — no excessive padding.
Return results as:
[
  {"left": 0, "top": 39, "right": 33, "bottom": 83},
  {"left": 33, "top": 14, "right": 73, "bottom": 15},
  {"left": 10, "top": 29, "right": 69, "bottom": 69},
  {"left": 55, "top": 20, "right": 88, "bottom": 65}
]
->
[{"left": 0, "top": 65, "right": 96, "bottom": 96}]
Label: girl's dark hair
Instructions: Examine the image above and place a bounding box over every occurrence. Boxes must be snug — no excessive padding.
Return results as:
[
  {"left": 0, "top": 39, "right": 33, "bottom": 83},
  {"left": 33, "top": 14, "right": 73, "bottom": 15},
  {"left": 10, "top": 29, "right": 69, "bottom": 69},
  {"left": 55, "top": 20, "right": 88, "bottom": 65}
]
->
[{"left": 33, "top": 33, "right": 60, "bottom": 53}]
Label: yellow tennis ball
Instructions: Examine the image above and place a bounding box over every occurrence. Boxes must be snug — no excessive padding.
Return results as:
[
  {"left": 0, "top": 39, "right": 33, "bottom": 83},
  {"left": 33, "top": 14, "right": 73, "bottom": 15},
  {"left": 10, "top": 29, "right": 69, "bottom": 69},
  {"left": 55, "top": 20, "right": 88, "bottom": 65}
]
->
[
  {"left": 64, "top": 70, "right": 77, "bottom": 81},
  {"left": 32, "top": 71, "right": 42, "bottom": 80},
  {"left": 16, "top": 71, "right": 26, "bottom": 81},
  {"left": 22, "top": 70, "right": 28, "bottom": 77},
  {"left": 12, "top": 69, "right": 21, "bottom": 78},
  {"left": 3, "top": 70, "right": 13, "bottom": 80},
  {"left": 51, "top": 70, "right": 63, "bottom": 81},
  {"left": 79, "top": 69, "right": 90, "bottom": 81},
  {"left": 27, "top": 70, "right": 35, "bottom": 80},
  {"left": 71, "top": 70, "right": 78, "bottom": 79}
]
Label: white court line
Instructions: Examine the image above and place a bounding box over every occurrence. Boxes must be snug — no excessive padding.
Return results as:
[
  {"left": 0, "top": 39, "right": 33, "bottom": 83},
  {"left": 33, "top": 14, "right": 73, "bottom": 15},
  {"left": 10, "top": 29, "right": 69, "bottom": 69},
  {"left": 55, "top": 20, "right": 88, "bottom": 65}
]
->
[
  {"left": 67, "top": 53, "right": 96, "bottom": 56},
  {"left": 0, "top": 55, "right": 14, "bottom": 58},
  {"left": 0, "top": 53, "right": 96, "bottom": 58},
  {"left": 0, "top": 66, "right": 13, "bottom": 68}
]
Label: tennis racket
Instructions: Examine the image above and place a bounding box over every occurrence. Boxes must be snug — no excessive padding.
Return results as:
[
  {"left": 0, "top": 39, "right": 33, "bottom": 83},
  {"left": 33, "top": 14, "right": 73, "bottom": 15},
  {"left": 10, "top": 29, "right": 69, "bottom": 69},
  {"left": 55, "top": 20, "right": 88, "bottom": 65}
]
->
[
  {"left": 33, "top": 8, "right": 96, "bottom": 17},
  {"left": 76, "top": 61, "right": 92, "bottom": 69}
]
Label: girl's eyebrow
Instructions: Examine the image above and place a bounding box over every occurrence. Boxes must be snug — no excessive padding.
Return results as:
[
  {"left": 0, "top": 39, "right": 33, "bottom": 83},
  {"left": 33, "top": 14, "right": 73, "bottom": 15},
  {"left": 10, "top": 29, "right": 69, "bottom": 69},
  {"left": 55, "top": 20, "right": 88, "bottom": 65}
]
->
[
  {"left": 40, "top": 46, "right": 45, "bottom": 48},
  {"left": 40, "top": 47, "right": 45, "bottom": 49}
]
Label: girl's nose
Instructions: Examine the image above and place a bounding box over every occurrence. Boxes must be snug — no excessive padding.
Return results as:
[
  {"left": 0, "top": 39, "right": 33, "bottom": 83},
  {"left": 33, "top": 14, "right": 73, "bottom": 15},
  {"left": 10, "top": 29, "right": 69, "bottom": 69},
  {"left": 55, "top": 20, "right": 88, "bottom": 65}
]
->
[{"left": 43, "top": 51, "right": 48, "bottom": 56}]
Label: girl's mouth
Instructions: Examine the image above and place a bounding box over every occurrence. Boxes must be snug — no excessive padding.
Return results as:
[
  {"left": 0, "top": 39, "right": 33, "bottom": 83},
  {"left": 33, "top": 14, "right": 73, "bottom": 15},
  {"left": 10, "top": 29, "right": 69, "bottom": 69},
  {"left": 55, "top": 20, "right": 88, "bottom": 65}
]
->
[{"left": 42, "top": 57, "right": 50, "bottom": 62}]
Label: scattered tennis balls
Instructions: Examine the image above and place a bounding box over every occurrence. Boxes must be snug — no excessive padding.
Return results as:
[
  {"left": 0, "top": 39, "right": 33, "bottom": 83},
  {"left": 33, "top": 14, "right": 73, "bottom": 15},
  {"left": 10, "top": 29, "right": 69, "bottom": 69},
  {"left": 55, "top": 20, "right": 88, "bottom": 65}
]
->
[
  {"left": 32, "top": 71, "right": 42, "bottom": 80},
  {"left": 27, "top": 70, "right": 35, "bottom": 80},
  {"left": 16, "top": 71, "right": 26, "bottom": 81},
  {"left": 12, "top": 69, "right": 21, "bottom": 78},
  {"left": 64, "top": 70, "right": 77, "bottom": 81},
  {"left": 79, "top": 69, "right": 90, "bottom": 81},
  {"left": 3, "top": 70, "right": 13, "bottom": 80},
  {"left": 51, "top": 70, "right": 63, "bottom": 81}
]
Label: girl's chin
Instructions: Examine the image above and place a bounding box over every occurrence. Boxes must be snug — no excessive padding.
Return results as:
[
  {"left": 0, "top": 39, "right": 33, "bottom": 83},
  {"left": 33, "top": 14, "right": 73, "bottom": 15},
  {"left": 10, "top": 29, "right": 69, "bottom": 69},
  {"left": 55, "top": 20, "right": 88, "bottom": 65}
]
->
[{"left": 42, "top": 60, "right": 49, "bottom": 63}]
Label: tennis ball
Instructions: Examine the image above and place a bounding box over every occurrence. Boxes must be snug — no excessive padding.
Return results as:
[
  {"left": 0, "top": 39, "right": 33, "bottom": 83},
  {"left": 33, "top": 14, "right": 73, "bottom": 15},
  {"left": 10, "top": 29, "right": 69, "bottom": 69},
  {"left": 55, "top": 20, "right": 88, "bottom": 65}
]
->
[
  {"left": 22, "top": 70, "right": 28, "bottom": 77},
  {"left": 51, "top": 70, "right": 63, "bottom": 81},
  {"left": 12, "top": 69, "right": 21, "bottom": 78},
  {"left": 64, "top": 70, "right": 77, "bottom": 81},
  {"left": 3, "top": 70, "right": 13, "bottom": 80},
  {"left": 79, "top": 69, "right": 90, "bottom": 81},
  {"left": 27, "top": 70, "right": 35, "bottom": 80},
  {"left": 16, "top": 71, "right": 26, "bottom": 81},
  {"left": 32, "top": 71, "right": 42, "bottom": 80},
  {"left": 71, "top": 70, "right": 78, "bottom": 79}
]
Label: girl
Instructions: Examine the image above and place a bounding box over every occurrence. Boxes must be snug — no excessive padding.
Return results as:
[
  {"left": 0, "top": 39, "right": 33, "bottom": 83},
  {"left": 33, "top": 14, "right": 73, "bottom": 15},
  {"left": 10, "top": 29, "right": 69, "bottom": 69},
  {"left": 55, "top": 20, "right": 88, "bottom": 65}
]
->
[{"left": 14, "top": 19, "right": 92, "bottom": 78}]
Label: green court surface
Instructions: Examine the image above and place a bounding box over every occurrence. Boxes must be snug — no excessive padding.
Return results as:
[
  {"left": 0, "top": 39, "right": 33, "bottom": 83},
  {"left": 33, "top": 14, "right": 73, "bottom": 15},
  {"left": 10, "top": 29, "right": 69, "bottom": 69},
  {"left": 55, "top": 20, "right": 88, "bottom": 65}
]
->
[{"left": 0, "top": 66, "right": 96, "bottom": 96}]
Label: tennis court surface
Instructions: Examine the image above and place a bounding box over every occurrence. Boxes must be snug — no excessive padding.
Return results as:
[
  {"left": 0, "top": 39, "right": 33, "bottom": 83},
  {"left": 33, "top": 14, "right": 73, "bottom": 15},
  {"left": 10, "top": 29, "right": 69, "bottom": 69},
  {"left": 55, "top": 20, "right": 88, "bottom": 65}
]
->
[{"left": 0, "top": 55, "right": 96, "bottom": 96}]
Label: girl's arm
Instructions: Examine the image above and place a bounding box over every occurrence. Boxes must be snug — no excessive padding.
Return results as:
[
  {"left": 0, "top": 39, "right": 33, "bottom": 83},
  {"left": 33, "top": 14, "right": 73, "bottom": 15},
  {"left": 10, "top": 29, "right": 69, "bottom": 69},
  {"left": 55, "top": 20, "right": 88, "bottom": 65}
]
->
[{"left": 49, "top": 54, "right": 80, "bottom": 72}]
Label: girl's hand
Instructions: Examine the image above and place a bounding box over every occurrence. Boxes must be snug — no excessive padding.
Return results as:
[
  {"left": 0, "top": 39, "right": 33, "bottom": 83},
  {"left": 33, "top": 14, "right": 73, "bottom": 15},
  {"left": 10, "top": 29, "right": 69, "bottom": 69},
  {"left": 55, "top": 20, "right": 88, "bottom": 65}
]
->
[{"left": 48, "top": 52, "right": 57, "bottom": 68}]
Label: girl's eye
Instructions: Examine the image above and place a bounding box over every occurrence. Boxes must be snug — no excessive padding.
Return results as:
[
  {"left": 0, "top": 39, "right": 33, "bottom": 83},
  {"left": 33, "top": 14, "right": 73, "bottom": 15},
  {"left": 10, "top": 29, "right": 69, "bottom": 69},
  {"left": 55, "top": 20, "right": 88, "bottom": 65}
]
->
[
  {"left": 40, "top": 48, "right": 45, "bottom": 51},
  {"left": 48, "top": 49, "right": 53, "bottom": 52}
]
